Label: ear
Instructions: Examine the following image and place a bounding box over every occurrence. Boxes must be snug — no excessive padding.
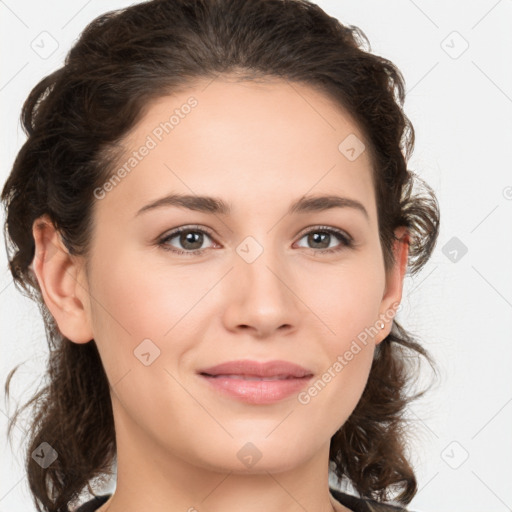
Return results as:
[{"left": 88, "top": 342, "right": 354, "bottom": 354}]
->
[
  {"left": 31, "top": 214, "right": 94, "bottom": 344},
  {"left": 375, "top": 226, "right": 409, "bottom": 344}
]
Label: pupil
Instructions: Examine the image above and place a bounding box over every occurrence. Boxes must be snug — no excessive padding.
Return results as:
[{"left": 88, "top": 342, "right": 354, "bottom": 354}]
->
[
  {"left": 310, "top": 232, "right": 328, "bottom": 248},
  {"left": 178, "top": 231, "right": 332, "bottom": 251},
  {"left": 183, "top": 231, "right": 202, "bottom": 249}
]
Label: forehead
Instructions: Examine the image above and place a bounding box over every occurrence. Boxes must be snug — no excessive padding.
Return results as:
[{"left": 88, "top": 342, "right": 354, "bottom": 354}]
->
[{"left": 94, "top": 77, "right": 377, "bottom": 223}]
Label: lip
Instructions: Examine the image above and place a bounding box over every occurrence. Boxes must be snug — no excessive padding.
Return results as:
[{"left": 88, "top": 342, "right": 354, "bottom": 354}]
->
[
  {"left": 198, "top": 359, "right": 313, "bottom": 378},
  {"left": 197, "top": 359, "right": 314, "bottom": 405}
]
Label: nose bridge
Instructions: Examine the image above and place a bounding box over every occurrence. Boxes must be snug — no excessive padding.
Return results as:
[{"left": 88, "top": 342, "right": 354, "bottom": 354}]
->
[
  {"left": 235, "top": 232, "right": 287, "bottom": 297},
  {"left": 225, "top": 228, "right": 300, "bottom": 333}
]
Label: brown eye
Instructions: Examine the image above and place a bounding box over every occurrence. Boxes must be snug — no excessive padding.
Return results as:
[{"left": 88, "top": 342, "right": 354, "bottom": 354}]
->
[
  {"left": 158, "top": 226, "right": 215, "bottom": 256},
  {"left": 157, "top": 224, "right": 353, "bottom": 257},
  {"left": 295, "top": 227, "right": 353, "bottom": 254}
]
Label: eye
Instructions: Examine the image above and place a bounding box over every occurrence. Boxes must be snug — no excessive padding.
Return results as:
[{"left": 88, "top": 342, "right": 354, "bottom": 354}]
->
[
  {"left": 157, "top": 225, "right": 216, "bottom": 256},
  {"left": 294, "top": 226, "right": 354, "bottom": 255},
  {"left": 157, "top": 225, "right": 354, "bottom": 256}
]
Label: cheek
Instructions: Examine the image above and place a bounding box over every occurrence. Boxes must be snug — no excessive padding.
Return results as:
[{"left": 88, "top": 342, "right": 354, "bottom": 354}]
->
[
  {"left": 295, "top": 254, "right": 383, "bottom": 406},
  {"left": 300, "top": 252, "right": 385, "bottom": 343},
  {"left": 87, "top": 249, "right": 214, "bottom": 381},
  {"left": 297, "top": 284, "right": 378, "bottom": 436}
]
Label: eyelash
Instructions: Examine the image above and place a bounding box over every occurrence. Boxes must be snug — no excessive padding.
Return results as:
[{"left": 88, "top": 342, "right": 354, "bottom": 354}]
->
[{"left": 157, "top": 224, "right": 354, "bottom": 257}]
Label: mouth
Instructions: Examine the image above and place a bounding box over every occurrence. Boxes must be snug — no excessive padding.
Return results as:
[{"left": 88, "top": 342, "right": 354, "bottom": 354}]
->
[
  {"left": 200, "top": 374, "right": 307, "bottom": 380},
  {"left": 196, "top": 360, "right": 314, "bottom": 404},
  {"left": 197, "top": 359, "right": 313, "bottom": 378}
]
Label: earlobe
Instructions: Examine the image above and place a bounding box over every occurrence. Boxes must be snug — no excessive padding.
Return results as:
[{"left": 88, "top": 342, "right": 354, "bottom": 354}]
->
[
  {"left": 31, "top": 214, "right": 94, "bottom": 344},
  {"left": 375, "top": 226, "right": 410, "bottom": 344}
]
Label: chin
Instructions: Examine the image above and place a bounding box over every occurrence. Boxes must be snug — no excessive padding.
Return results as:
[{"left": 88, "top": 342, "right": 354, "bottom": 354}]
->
[{"left": 188, "top": 436, "right": 313, "bottom": 474}]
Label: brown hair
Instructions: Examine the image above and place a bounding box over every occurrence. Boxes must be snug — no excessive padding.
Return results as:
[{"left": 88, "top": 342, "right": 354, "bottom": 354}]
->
[{"left": 1, "top": 0, "right": 440, "bottom": 511}]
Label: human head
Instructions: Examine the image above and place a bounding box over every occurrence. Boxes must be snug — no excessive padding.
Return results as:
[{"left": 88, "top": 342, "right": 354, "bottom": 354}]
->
[{"left": 2, "top": 1, "right": 440, "bottom": 511}]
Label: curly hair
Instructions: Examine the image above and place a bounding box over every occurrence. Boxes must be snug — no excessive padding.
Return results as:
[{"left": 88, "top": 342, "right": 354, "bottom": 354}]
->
[{"left": 1, "top": 0, "right": 440, "bottom": 511}]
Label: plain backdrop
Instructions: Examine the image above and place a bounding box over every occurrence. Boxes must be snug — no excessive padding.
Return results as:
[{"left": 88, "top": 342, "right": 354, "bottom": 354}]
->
[{"left": 1, "top": 1, "right": 511, "bottom": 511}]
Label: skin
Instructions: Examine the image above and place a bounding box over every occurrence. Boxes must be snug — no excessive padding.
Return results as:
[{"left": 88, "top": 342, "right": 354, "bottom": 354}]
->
[{"left": 31, "top": 76, "right": 408, "bottom": 512}]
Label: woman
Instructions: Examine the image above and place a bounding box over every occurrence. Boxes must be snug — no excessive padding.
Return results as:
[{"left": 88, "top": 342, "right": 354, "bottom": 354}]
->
[{"left": 1, "top": 0, "right": 440, "bottom": 511}]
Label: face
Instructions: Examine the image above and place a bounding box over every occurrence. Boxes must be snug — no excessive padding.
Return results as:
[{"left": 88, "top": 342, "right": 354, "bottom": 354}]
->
[{"left": 35, "top": 76, "right": 407, "bottom": 477}]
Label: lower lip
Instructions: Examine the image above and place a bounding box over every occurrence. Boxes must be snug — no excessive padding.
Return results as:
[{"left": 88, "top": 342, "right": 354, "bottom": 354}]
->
[{"left": 199, "top": 374, "right": 313, "bottom": 404}]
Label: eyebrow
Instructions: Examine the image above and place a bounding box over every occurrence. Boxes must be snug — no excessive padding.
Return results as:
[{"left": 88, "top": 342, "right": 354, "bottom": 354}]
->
[{"left": 135, "top": 193, "right": 369, "bottom": 220}]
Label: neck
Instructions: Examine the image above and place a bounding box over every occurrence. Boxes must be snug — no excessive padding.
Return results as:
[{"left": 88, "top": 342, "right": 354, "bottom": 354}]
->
[{"left": 96, "top": 397, "right": 351, "bottom": 512}]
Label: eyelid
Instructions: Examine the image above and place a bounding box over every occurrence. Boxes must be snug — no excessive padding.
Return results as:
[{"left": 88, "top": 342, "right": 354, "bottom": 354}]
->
[
  {"left": 157, "top": 224, "right": 218, "bottom": 255},
  {"left": 295, "top": 224, "right": 353, "bottom": 243},
  {"left": 158, "top": 224, "right": 216, "bottom": 243},
  {"left": 157, "top": 224, "right": 354, "bottom": 255},
  {"left": 159, "top": 224, "right": 353, "bottom": 242}
]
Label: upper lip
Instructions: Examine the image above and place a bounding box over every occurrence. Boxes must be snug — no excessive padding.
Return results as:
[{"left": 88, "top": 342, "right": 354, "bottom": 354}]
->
[{"left": 198, "top": 359, "right": 313, "bottom": 378}]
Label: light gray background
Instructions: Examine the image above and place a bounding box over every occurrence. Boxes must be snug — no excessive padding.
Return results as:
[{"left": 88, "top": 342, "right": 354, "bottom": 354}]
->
[{"left": 1, "top": 1, "right": 511, "bottom": 511}]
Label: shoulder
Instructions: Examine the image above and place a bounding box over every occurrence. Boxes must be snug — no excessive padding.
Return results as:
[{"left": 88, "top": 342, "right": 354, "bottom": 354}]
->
[
  {"left": 73, "top": 493, "right": 112, "bottom": 512},
  {"left": 330, "top": 488, "right": 414, "bottom": 512}
]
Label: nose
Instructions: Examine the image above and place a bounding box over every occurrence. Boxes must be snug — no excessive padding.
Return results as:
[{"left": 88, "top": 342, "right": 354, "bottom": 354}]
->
[{"left": 221, "top": 239, "right": 300, "bottom": 339}]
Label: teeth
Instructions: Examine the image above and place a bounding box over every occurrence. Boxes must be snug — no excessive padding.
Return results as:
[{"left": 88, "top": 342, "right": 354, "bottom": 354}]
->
[{"left": 213, "top": 374, "right": 293, "bottom": 381}]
